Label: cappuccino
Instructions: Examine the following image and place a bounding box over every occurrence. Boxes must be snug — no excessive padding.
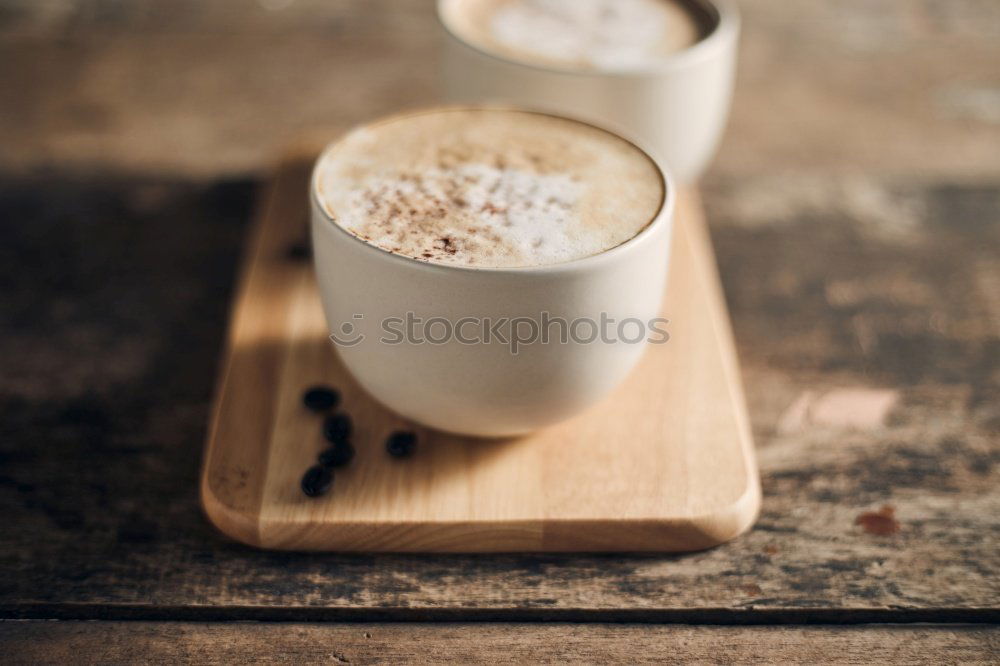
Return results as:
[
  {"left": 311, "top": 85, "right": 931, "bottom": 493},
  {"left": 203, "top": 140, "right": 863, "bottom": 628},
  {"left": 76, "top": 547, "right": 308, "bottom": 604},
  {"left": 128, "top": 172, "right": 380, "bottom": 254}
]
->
[
  {"left": 314, "top": 108, "right": 663, "bottom": 268},
  {"left": 440, "top": 0, "right": 706, "bottom": 71}
]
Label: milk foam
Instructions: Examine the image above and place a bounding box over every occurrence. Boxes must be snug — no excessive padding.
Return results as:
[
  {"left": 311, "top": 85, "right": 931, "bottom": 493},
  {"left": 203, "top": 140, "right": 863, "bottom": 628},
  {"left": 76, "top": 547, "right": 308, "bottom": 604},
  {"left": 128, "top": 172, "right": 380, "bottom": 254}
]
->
[
  {"left": 443, "top": 0, "right": 703, "bottom": 71},
  {"left": 314, "top": 108, "right": 663, "bottom": 268}
]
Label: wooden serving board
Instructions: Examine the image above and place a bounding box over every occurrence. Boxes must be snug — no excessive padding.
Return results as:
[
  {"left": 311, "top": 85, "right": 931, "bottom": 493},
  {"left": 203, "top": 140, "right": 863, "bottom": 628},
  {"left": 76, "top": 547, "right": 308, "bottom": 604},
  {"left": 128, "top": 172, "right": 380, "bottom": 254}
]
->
[{"left": 200, "top": 152, "right": 760, "bottom": 552}]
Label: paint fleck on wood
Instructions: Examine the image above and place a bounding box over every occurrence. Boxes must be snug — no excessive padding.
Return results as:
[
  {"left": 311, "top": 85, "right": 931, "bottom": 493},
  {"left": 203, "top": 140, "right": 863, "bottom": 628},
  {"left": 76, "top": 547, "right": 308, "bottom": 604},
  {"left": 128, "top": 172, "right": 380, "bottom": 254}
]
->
[
  {"left": 778, "top": 388, "right": 898, "bottom": 434},
  {"left": 855, "top": 505, "right": 901, "bottom": 536}
]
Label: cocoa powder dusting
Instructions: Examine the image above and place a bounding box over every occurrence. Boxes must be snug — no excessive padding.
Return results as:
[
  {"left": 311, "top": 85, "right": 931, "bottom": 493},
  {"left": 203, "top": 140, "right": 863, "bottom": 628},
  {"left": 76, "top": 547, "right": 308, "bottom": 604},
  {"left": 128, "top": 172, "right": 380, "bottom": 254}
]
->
[{"left": 314, "top": 107, "right": 664, "bottom": 267}]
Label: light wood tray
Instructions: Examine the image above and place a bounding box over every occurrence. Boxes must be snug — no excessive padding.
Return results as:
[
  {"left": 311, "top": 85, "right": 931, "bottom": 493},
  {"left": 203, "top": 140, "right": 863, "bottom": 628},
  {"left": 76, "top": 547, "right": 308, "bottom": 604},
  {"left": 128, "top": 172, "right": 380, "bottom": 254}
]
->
[{"left": 200, "top": 154, "right": 760, "bottom": 552}]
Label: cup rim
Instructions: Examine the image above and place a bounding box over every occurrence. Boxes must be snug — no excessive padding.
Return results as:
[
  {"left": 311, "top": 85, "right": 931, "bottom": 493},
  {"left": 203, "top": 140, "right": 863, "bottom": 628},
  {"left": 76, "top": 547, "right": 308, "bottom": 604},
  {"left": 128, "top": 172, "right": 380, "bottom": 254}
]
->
[
  {"left": 435, "top": 0, "right": 739, "bottom": 78},
  {"left": 310, "top": 104, "right": 675, "bottom": 276}
]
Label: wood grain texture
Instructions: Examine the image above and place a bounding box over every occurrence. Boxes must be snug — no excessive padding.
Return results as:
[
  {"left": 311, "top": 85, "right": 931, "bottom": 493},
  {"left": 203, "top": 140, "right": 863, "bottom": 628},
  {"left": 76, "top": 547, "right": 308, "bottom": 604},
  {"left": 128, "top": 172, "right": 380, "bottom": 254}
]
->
[
  {"left": 0, "top": 173, "right": 997, "bottom": 622},
  {"left": 201, "top": 155, "right": 760, "bottom": 552},
  {"left": 2, "top": 0, "right": 999, "bottom": 180},
  {"left": 0, "top": 0, "right": 997, "bottom": 624},
  {"left": 2, "top": 622, "right": 998, "bottom": 665}
]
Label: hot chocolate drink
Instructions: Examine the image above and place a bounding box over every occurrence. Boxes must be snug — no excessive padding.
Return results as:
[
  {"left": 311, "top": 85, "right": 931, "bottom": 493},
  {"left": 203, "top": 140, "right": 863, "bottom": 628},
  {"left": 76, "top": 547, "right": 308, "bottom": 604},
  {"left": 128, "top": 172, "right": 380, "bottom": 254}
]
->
[
  {"left": 313, "top": 107, "right": 664, "bottom": 268},
  {"left": 439, "top": 0, "right": 708, "bottom": 71}
]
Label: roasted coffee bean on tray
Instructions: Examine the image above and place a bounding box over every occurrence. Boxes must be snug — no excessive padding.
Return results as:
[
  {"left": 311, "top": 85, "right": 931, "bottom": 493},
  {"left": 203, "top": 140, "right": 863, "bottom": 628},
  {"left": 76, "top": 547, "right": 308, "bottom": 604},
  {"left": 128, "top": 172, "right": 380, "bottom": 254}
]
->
[
  {"left": 386, "top": 431, "right": 417, "bottom": 458},
  {"left": 302, "top": 386, "right": 339, "bottom": 412},
  {"left": 319, "top": 440, "right": 355, "bottom": 468},
  {"left": 301, "top": 464, "right": 333, "bottom": 497},
  {"left": 323, "top": 412, "right": 353, "bottom": 443}
]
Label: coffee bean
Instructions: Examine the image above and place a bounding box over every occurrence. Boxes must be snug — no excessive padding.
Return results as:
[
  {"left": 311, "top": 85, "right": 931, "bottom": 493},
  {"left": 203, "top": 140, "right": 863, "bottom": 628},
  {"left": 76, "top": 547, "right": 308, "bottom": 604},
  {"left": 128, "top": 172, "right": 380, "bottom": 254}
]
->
[
  {"left": 319, "top": 440, "right": 355, "bottom": 468},
  {"left": 287, "top": 240, "right": 311, "bottom": 261},
  {"left": 323, "top": 413, "right": 353, "bottom": 443},
  {"left": 301, "top": 464, "right": 333, "bottom": 497},
  {"left": 386, "top": 431, "right": 417, "bottom": 458},
  {"left": 302, "top": 386, "right": 339, "bottom": 412}
]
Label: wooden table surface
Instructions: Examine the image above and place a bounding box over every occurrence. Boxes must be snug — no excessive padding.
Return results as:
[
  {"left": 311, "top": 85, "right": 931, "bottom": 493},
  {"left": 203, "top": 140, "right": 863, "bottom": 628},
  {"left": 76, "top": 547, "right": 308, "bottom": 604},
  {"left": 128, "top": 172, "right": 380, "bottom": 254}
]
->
[{"left": 1, "top": 0, "right": 998, "bottom": 662}]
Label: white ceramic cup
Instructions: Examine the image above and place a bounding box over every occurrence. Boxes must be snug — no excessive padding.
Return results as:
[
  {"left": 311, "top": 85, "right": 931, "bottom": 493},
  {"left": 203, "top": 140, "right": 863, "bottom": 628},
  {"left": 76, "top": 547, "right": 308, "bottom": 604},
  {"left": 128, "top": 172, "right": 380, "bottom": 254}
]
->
[
  {"left": 437, "top": 0, "right": 739, "bottom": 184},
  {"left": 310, "top": 107, "right": 674, "bottom": 437}
]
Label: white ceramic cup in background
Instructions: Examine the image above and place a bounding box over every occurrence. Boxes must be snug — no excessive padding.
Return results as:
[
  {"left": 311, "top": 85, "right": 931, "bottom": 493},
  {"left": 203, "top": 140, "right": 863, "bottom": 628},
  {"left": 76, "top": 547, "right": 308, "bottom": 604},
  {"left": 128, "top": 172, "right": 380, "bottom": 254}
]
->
[
  {"left": 310, "top": 107, "right": 674, "bottom": 438},
  {"left": 437, "top": 0, "right": 739, "bottom": 184}
]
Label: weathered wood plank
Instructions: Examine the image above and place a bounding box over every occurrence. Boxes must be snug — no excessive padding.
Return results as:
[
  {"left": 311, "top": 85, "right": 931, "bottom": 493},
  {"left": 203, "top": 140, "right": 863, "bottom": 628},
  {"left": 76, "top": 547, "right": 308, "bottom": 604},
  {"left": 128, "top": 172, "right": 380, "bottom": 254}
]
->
[
  {"left": 0, "top": 0, "right": 998, "bottom": 622},
  {"left": 0, "top": 172, "right": 996, "bottom": 620},
  {"left": 2, "top": 622, "right": 998, "bottom": 665},
  {"left": 1, "top": 0, "right": 998, "bottom": 179}
]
